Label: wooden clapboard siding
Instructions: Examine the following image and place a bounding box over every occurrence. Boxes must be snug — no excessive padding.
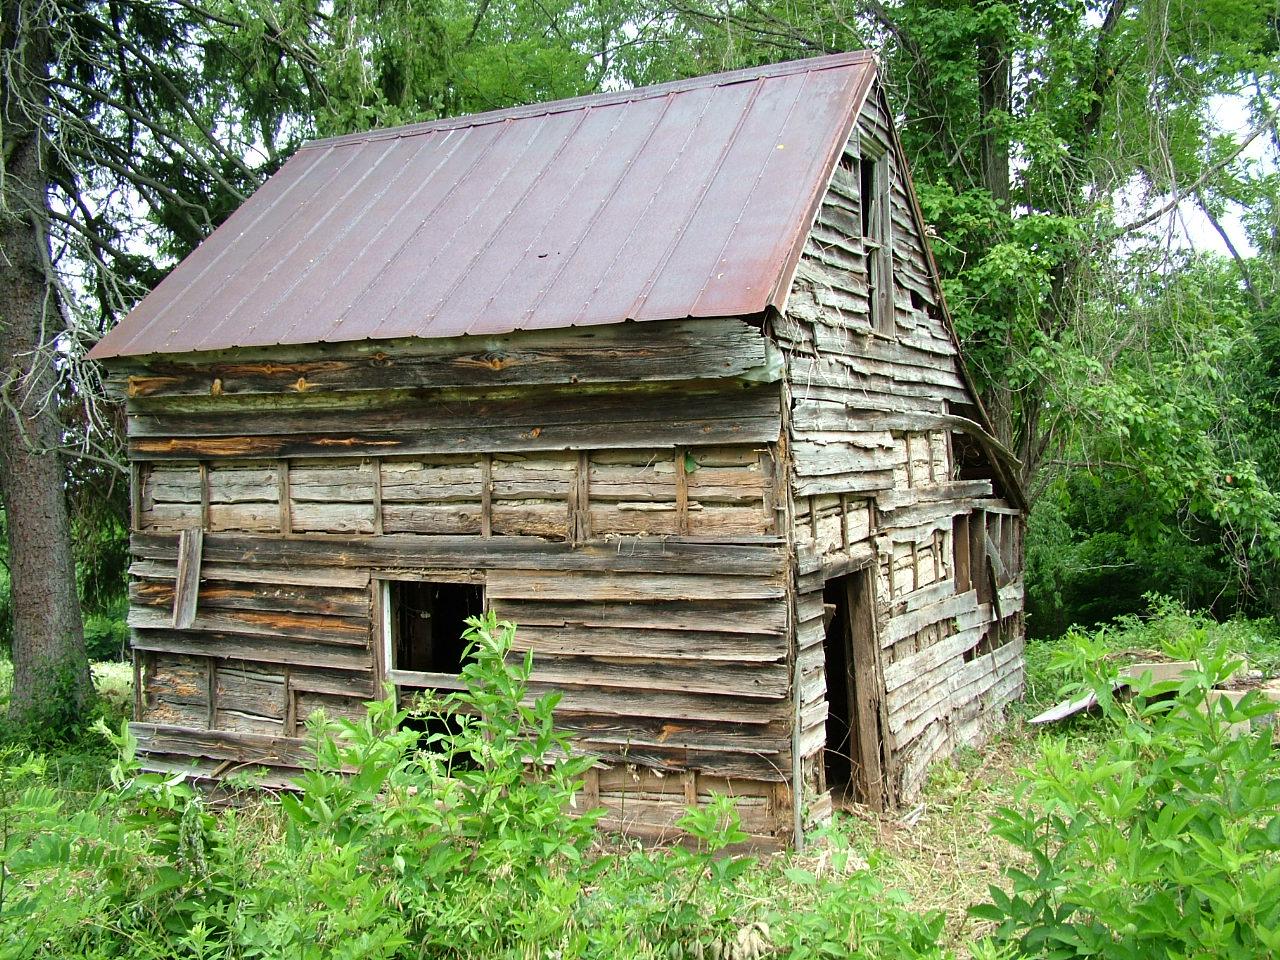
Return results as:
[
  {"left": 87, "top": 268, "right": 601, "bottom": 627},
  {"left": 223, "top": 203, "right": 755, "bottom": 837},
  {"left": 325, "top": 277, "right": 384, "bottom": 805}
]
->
[
  {"left": 582, "top": 766, "right": 788, "bottom": 847},
  {"left": 776, "top": 84, "right": 1025, "bottom": 817},
  {"left": 106, "top": 312, "right": 796, "bottom": 841}
]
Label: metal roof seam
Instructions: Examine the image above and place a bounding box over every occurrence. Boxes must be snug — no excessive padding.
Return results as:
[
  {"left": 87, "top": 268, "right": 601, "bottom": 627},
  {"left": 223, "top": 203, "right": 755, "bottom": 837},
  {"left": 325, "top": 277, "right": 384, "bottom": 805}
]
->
[
  {"left": 109, "top": 145, "right": 334, "bottom": 356},
  {"left": 370, "top": 105, "right": 596, "bottom": 340},
  {"left": 467, "top": 102, "right": 632, "bottom": 334},
  {"left": 237, "top": 135, "right": 438, "bottom": 345},
  {"left": 266, "top": 125, "right": 477, "bottom": 346},
  {"left": 683, "top": 72, "right": 813, "bottom": 316},
  {"left": 568, "top": 85, "right": 719, "bottom": 327},
  {"left": 196, "top": 133, "right": 407, "bottom": 350},
  {"left": 516, "top": 92, "right": 678, "bottom": 328},
  {"left": 322, "top": 118, "right": 529, "bottom": 340},
  {"left": 173, "top": 146, "right": 364, "bottom": 353},
  {"left": 624, "top": 77, "right": 767, "bottom": 321}
]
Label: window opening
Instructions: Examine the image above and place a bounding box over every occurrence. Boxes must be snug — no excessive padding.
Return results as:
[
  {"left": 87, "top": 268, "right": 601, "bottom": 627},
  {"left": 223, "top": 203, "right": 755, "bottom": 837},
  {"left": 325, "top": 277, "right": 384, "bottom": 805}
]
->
[
  {"left": 859, "top": 150, "right": 893, "bottom": 335},
  {"left": 384, "top": 579, "right": 485, "bottom": 689}
]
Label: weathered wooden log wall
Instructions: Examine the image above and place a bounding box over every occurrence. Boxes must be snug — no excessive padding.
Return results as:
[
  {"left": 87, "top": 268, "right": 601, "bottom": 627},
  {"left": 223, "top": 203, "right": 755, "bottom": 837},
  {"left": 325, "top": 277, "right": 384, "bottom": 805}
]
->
[
  {"left": 108, "top": 79, "right": 1027, "bottom": 846},
  {"left": 109, "top": 317, "right": 795, "bottom": 844},
  {"left": 776, "top": 88, "right": 1025, "bottom": 816}
]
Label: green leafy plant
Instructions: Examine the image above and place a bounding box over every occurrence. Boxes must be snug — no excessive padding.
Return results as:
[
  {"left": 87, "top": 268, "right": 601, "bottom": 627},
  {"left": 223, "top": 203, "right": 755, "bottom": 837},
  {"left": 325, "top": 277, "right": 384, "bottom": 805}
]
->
[{"left": 973, "top": 636, "right": 1280, "bottom": 957}]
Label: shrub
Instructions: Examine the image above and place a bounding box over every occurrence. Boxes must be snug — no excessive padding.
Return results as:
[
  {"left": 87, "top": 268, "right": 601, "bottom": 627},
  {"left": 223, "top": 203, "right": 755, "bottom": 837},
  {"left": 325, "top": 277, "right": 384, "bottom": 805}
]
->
[
  {"left": 0, "top": 613, "right": 952, "bottom": 959},
  {"left": 83, "top": 600, "right": 130, "bottom": 662},
  {"left": 972, "top": 636, "right": 1280, "bottom": 957}
]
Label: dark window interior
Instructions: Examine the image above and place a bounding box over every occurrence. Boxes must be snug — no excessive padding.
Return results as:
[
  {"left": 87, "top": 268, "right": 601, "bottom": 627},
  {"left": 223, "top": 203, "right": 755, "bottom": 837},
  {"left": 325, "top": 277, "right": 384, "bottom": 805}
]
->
[
  {"left": 391, "top": 581, "right": 485, "bottom": 674},
  {"left": 859, "top": 156, "right": 877, "bottom": 237}
]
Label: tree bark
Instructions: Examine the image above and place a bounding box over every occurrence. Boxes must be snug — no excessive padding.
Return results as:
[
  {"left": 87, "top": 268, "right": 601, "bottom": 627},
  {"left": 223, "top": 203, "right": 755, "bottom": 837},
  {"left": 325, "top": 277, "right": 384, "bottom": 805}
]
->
[{"left": 0, "top": 0, "right": 93, "bottom": 726}]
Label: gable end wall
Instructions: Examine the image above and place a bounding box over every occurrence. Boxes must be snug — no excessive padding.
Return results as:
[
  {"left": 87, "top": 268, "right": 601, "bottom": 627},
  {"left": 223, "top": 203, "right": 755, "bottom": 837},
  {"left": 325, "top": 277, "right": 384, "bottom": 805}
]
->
[{"left": 777, "top": 85, "right": 1026, "bottom": 819}]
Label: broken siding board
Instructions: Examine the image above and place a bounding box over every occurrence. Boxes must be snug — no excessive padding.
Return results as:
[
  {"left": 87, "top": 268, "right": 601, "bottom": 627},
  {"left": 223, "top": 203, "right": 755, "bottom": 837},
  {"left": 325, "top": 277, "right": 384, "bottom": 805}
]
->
[
  {"left": 141, "top": 654, "right": 210, "bottom": 728},
  {"left": 130, "top": 605, "right": 370, "bottom": 646},
  {"left": 129, "top": 559, "right": 369, "bottom": 589},
  {"left": 131, "top": 722, "right": 318, "bottom": 768},
  {"left": 499, "top": 597, "right": 786, "bottom": 636},
  {"left": 526, "top": 654, "right": 788, "bottom": 700},
  {"left": 126, "top": 381, "right": 784, "bottom": 443},
  {"left": 171, "top": 528, "right": 203, "bottom": 629},
  {"left": 531, "top": 685, "right": 785, "bottom": 727},
  {"left": 508, "top": 624, "right": 787, "bottom": 663}
]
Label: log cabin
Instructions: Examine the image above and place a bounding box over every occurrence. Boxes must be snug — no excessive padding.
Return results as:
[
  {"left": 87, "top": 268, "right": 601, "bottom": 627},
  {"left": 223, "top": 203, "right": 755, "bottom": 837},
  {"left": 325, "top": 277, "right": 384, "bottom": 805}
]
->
[{"left": 88, "top": 50, "right": 1026, "bottom": 847}]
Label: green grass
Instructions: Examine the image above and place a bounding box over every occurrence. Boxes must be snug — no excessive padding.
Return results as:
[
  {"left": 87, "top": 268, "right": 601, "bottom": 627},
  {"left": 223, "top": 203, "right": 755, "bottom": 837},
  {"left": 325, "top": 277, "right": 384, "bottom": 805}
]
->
[{"left": 0, "top": 599, "right": 1274, "bottom": 957}]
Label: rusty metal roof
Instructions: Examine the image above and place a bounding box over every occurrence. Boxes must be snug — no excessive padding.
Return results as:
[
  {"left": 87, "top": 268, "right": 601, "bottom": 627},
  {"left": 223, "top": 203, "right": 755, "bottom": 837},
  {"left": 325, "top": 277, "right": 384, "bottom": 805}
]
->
[{"left": 89, "top": 52, "right": 876, "bottom": 360}]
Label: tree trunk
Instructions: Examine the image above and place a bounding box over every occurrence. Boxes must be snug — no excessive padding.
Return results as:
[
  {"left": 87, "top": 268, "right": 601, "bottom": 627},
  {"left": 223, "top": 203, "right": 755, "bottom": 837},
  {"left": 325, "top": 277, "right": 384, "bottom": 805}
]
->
[{"left": 0, "top": 0, "right": 93, "bottom": 726}]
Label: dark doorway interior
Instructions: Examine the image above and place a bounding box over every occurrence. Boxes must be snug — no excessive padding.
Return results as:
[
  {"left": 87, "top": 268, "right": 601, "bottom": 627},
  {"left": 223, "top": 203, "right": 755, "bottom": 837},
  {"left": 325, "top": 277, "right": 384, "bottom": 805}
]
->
[
  {"left": 390, "top": 581, "right": 485, "bottom": 674},
  {"left": 822, "top": 576, "right": 856, "bottom": 796},
  {"left": 821, "top": 568, "right": 885, "bottom": 810}
]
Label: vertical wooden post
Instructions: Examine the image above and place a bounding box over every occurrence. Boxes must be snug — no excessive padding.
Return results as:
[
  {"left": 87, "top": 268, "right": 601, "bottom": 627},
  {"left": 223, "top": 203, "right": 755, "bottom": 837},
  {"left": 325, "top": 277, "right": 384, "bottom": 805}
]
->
[
  {"left": 953, "top": 513, "right": 971, "bottom": 591},
  {"left": 480, "top": 454, "right": 493, "bottom": 538},
  {"left": 129, "top": 462, "right": 143, "bottom": 532},
  {"left": 278, "top": 461, "right": 292, "bottom": 535},
  {"left": 132, "top": 651, "right": 145, "bottom": 720},
  {"left": 371, "top": 580, "right": 387, "bottom": 696},
  {"left": 759, "top": 448, "right": 776, "bottom": 534},
  {"left": 371, "top": 458, "right": 384, "bottom": 535},
  {"left": 569, "top": 451, "right": 591, "bottom": 545},
  {"left": 838, "top": 493, "right": 849, "bottom": 553},
  {"left": 172, "top": 528, "right": 203, "bottom": 629},
  {"left": 582, "top": 766, "right": 600, "bottom": 811},
  {"left": 808, "top": 495, "right": 819, "bottom": 542},
  {"left": 674, "top": 447, "right": 690, "bottom": 535},
  {"left": 845, "top": 569, "right": 887, "bottom": 811},
  {"left": 681, "top": 770, "right": 698, "bottom": 806},
  {"left": 970, "top": 511, "right": 989, "bottom": 606},
  {"left": 904, "top": 432, "right": 914, "bottom": 487},
  {"left": 198, "top": 461, "right": 210, "bottom": 530},
  {"left": 206, "top": 657, "right": 218, "bottom": 730}
]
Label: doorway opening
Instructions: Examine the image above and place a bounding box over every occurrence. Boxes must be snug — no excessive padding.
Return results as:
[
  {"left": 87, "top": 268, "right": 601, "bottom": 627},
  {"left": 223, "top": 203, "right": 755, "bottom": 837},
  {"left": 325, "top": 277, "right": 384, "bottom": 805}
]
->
[{"left": 821, "top": 567, "right": 886, "bottom": 810}]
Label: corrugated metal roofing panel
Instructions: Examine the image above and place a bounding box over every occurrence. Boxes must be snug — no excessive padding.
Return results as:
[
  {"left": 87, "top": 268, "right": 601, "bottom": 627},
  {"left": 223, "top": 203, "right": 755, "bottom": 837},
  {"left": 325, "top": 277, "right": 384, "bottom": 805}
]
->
[{"left": 88, "top": 51, "right": 876, "bottom": 360}]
